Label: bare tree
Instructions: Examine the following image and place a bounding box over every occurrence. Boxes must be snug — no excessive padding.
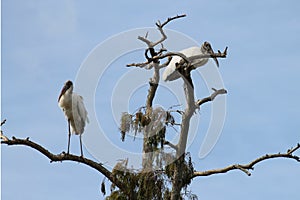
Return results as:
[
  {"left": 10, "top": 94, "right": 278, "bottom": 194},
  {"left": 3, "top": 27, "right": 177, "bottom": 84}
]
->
[{"left": 1, "top": 15, "right": 300, "bottom": 200}]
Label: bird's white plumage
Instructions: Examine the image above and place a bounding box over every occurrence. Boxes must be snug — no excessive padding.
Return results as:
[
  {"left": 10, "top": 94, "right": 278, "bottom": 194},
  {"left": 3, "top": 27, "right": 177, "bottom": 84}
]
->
[
  {"left": 59, "top": 87, "right": 88, "bottom": 135},
  {"left": 162, "top": 39, "right": 224, "bottom": 82},
  {"left": 163, "top": 46, "right": 209, "bottom": 81},
  {"left": 70, "top": 94, "right": 89, "bottom": 135}
]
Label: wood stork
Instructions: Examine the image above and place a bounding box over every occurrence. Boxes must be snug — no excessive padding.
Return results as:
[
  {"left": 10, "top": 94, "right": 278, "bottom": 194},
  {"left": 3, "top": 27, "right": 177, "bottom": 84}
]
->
[
  {"left": 162, "top": 41, "right": 219, "bottom": 81},
  {"left": 58, "top": 80, "right": 89, "bottom": 157}
]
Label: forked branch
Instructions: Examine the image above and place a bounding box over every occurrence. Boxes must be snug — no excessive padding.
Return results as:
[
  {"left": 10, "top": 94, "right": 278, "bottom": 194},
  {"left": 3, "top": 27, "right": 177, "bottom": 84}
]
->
[
  {"left": 138, "top": 14, "right": 186, "bottom": 48},
  {"left": 192, "top": 143, "right": 300, "bottom": 178}
]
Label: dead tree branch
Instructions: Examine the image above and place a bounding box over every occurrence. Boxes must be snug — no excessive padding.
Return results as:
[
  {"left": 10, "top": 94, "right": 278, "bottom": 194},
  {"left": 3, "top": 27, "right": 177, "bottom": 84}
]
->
[
  {"left": 164, "top": 140, "right": 178, "bottom": 151},
  {"left": 1, "top": 119, "right": 7, "bottom": 126},
  {"left": 156, "top": 14, "right": 186, "bottom": 28},
  {"left": 192, "top": 143, "right": 300, "bottom": 178},
  {"left": 196, "top": 88, "right": 227, "bottom": 107},
  {"left": 137, "top": 25, "right": 166, "bottom": 48},
  {"left": 127, "top": 52, "right": 189, "bottom": 68},
  {"left": 138, "top": 14, "right": 186, "bottom": 48},
  {"left": 1, "top": 136, "right": 128, "bottom": 193},
  {"left": 128, "top": 15, "right": 188, "bottom": 69}
]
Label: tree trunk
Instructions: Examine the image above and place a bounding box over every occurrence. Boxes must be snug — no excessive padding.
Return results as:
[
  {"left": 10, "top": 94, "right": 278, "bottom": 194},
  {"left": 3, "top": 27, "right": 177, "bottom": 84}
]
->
[
  {"left": 171, "top": 80, "right": 195, "bottom": 200},
  {"left": 142, "top": 65, "right": 159, "bottom": 170}
]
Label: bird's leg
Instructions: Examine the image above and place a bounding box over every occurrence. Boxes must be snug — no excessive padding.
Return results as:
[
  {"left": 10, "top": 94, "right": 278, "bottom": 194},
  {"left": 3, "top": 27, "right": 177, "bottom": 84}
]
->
[
  {"left": 67, "top": 120, "right": 71, "bottom": 154},
  {"left": 79, "top": 134, "right": 84, "bottom": 157}
]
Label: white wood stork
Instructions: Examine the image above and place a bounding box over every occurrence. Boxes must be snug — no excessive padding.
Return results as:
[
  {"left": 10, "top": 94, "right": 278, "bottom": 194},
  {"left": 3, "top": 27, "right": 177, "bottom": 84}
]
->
[
  {"left": 162, "top": 41, "right": 219, "bottom": 81},
  {"left": 58, "top": 80, "right": 89, "bottom": 157}
]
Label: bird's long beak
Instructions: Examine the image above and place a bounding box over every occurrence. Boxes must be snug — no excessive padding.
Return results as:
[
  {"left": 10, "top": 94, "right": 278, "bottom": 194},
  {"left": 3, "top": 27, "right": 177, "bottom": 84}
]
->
[
  {"left": 207, "top": 46, "right": 219, "bottom": 67},
  {"left": 58, "top": 85, "right": 68, "bottom": 102},
  {"left": 213, "top": 57, "right": 219, "bottom": 67}
]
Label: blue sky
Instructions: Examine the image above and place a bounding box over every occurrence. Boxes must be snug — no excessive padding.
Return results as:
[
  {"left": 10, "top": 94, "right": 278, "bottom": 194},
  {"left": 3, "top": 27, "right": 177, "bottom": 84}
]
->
[{"left": 2, "top": 0, "right": 300, "bottom": 199}]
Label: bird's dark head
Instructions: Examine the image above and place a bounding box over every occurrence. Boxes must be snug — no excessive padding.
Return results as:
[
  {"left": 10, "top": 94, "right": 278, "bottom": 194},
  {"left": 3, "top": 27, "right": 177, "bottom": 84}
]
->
[
  {"left": 65, "top": 80, "right": 73, "bottom": 88},
  {"left": 201, "top": 41, "right": 219, "bottom": 67},
  {"left": 202, "top": 41, "right": 213, "bottom": 53},
  {"left": 58, "top": 80, "right": 73, "bottom": 102}
]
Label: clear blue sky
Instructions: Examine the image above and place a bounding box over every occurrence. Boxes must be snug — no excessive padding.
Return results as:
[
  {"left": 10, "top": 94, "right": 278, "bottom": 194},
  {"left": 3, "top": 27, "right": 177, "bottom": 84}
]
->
[{"left": 2, "top": 0, "right": 300, "bottom": 199}]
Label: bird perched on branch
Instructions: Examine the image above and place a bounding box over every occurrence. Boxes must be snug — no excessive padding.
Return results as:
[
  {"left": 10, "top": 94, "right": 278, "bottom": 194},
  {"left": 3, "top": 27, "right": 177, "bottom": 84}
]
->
[
  {"left": 163, "top": 41, "right": 219, "bottom": 82},
  {"left": 58, "top": 80, "right": 89, "bottom": 157}
]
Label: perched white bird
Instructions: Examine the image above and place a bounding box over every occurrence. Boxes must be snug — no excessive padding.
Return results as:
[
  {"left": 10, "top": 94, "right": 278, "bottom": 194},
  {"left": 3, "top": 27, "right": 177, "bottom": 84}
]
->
[
  {"left": 163, "top": 41, "right": 219, "bottom": 81},
  {"left": 58, "top": 80, "right": 89, "bottom": 157}
]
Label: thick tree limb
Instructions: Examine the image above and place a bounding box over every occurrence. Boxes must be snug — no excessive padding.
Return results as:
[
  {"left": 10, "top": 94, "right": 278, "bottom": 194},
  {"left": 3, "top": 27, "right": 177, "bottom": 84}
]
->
[
  {"left": 171, "top": 77, "right": 196, "bottom": 200},
  {"left": 196, "top": 88, "right": 227, "bottom": 107},
  {"left": 192, "top": 143, "right": 300, "bottom": 178},
  {"left": 1, "top": 136, "right": 128, "bottom": 193},
  {"left": 142, "top": 63, "right": 160, "bottom": 170},
  {"left": 146, "top": 65, "right": 160, "bottom": 110}
]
